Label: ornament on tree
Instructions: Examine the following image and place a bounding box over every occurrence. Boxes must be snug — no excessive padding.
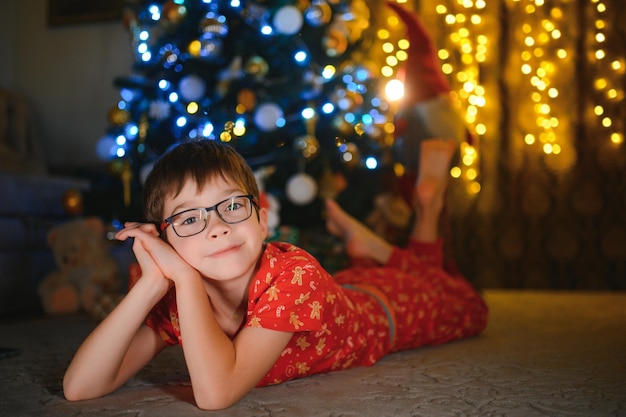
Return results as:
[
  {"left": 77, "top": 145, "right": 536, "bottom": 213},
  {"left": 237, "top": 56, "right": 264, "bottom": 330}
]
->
[
  {"left": 245, "top": 56, "right": 269, "bottom": 80},
  {"left": 178, "top": 74, "right": 206, "bottom": 102},
  {"left": 322, "top": 28, "right": 348, "bottom": 57},
  {"left": 237, "top": 88, "right": 257, "bottom": 112},
  {"left": 254, "top": 102, "right": 283, "bottom": 132},
  {"left": 149, "top": 99, "right": 171, "bottom": 120},
  {"left": 162, "top": 0, "right": 187, "bottom": 27},
  {"left": 198, "top": 11, "right": 228, "bottom": 60},
  {"left": 294, "top": 135, "right": 320, "bottom": 160},
  {"left": 199, "top": 12, "right": 228, "bottom": 40},
  {"left": 304, "top": 0, "right": 332, "bottom": 27},
  {"left": 286, "top": 172, "right": 318, "bottom": 205},
  {"left": 199, "top": 37, "right": 223, "bottom": 60},
  {"left": 273, "top": 5, "right": 304, "bottom": 35},
  {"left": 340, "top": 142, "right": 360, "bottom": 169}
]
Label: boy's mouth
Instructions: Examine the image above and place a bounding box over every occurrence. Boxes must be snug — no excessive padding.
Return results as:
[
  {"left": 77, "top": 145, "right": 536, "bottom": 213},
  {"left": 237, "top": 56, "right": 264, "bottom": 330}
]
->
[{"left": 209, "top": 244, "right": 241, "bottom": 257}]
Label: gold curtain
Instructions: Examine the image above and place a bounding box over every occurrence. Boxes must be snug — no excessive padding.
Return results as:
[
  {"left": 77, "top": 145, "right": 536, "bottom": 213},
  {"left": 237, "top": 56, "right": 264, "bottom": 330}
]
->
[{"left": 407, "top": 0, "right": 626, "bottom": 289}]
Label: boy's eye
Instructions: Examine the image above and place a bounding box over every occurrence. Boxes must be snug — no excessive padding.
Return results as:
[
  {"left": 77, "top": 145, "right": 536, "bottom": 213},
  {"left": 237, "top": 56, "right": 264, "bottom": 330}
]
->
[
  {"left": 182, "top": 216, "right": 199, "bottom": 225},
  {"left": 224, "top": 202, "right": 243, "bottom": 212},
  {"left": 177, "top": 212, "right": 201, "bottom": 226}
]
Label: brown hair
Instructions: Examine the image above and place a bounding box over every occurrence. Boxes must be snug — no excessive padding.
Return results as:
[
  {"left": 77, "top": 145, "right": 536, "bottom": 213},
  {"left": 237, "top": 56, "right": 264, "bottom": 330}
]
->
[{"left": 143, "top": 140, "right": 259, "bottom": 223}]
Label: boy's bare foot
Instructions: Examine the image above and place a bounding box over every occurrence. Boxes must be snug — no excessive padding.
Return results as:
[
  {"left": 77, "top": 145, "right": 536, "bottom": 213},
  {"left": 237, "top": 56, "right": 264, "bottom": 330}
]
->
[
  {"left": 325, "top": 199, "right": 393, "bottom": 265},
  {"left": 411, "top": 139, "right": 456, "bottom": 242}
]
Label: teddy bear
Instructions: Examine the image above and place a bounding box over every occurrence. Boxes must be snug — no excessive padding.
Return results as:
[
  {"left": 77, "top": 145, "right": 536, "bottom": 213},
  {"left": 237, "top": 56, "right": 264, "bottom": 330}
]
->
[{"left": 38, "top": 217, "right": 122, "bottom": 320}]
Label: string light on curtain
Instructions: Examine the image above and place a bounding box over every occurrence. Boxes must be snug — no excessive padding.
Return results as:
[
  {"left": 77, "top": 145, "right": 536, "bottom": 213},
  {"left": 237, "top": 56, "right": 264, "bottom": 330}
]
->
[
  {"left": 509, "top": 0, "right": 577, "bottom": 173},
  {"left": 589, "top": 0, "right": 624, "bottom": 148},
  {"left": 435, "top": 1, "right": 488, "bottom": 195}
]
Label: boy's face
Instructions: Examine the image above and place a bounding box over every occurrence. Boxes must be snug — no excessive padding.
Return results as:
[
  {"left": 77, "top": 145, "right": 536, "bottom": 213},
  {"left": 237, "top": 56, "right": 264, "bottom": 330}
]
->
[{"left": 162, "top": 175, "right": 268, "bottom": 284}]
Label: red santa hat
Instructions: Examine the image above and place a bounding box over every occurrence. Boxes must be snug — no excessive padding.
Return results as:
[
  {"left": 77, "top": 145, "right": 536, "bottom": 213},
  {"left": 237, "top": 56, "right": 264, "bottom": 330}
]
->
[
  {"left": 386, "top": 1, "right": 450, "bottom": 105},
  {"left": 387, "top": 1, "right": 475, "bottom": 147}
]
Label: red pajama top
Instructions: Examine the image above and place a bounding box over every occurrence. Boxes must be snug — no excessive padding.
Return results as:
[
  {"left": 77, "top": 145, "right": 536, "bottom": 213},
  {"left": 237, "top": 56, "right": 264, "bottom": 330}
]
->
[{"left": 145, "top": 241, "right": 488, "bottom": 387}]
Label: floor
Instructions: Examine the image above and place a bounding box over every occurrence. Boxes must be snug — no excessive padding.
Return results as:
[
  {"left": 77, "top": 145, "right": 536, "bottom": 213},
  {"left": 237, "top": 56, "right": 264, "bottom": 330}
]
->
[{"left": 1, "top": 290, "right": 625, "bottom": 416}]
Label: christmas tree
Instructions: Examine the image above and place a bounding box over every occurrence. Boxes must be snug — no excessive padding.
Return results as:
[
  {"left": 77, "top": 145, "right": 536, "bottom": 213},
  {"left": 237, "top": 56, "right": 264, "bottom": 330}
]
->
[
  {"left": 96, "top": 0, "right": 475, "bottom": 261},
  {"left": 97, "top": 0, "right": 408, "bottom": 229}
]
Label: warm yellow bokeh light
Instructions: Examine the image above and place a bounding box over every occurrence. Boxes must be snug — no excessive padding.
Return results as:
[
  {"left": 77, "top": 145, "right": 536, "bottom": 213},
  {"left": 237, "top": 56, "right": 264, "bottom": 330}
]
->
[
  {"left": 468, "top": 182, "right": 481, "bottom": 194},
  {"left": 188, "top": 40, "right": 201, "bottom": 56},
  {"left": 187, "top": 102, "right": 199, "bottom": 114},
  {"left": 377, "top": 29, "right": 390, "bottom": 40},
  {"left": 394, "top": 163, "right": 405, "bottom": 177},
  {"left": 594, "top": 78, "right": 608, "bottom": 89},
  {"left": 610, "top": 133, "right": 624, "bottom": 144},
  {"left": 381, "top": 66, "right": 394, "bottom": 77},
  {"left": 543, "top": 143, "right": 553, "bottom": 154}
]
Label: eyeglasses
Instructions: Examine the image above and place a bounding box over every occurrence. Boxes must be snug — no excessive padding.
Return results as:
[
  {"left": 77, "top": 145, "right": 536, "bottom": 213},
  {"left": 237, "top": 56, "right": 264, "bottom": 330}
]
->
[{"left": 160, "top": 195, "right": 258, "bottom": 238}]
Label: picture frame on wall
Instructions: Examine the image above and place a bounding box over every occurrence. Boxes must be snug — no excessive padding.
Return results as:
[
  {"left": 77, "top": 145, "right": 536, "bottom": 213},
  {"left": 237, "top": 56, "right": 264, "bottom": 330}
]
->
[{"left": 48, "top": 0, "right": 124, "bottom": 27}]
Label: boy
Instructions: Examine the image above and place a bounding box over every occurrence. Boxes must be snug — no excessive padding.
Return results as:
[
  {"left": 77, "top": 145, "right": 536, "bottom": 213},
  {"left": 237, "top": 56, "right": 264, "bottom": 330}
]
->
[{"left": 64, "top": 139, "right": 487, "bottom": 410}]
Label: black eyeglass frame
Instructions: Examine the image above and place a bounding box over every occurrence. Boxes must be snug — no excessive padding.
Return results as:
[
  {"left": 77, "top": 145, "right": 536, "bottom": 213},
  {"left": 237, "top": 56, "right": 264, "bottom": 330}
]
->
[{"left": 160, "top": 194, "right": 259, "bottom": 237}]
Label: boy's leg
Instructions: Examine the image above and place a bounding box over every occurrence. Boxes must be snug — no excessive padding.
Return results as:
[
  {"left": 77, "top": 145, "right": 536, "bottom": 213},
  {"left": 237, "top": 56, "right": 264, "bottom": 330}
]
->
[
  {"left": 410, "top": 139, "right": 456, "bottom": 243},
  {"left": 324, "top": 139, "right": 456, "bottom": 265},
  {"left": 325, "top": 199, "right": 394, "bottom": 265}
]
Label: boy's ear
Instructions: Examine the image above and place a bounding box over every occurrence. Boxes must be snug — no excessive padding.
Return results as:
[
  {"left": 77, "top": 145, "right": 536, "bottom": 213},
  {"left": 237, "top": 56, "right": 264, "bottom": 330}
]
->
[{"left": 257, "top": 207, "right": 269, "bottom": 239}]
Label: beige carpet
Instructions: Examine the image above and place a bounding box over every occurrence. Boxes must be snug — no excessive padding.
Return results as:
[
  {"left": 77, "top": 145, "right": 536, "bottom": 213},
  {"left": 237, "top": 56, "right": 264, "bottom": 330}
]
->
[{"left": 1, "top": 290, "right": 625, "bottom": 416}]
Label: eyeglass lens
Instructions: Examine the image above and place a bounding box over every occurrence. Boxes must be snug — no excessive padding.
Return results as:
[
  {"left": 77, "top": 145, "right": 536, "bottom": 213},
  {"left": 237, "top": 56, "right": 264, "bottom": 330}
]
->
[{"left": 170, "top": 196, "right": 253, "bottom": 237}]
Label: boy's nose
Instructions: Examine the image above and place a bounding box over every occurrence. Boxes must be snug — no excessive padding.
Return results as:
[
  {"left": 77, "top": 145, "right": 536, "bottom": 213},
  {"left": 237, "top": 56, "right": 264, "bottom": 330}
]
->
[{"left": 205, "top": 213, "right": 230, "bottom": 238}]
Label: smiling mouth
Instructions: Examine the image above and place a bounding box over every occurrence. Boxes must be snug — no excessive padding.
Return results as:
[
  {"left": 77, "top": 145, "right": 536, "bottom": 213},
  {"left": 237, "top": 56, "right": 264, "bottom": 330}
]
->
[{"left": 210, "top": 244, "right": 241, "bottom": 257}]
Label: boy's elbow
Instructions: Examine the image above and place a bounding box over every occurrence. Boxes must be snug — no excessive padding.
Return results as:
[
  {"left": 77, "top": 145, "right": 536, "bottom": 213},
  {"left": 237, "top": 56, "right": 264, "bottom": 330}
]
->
[
  {"left": 63, "top": 377, "right": 83, "bottom": 402},
  {"left": 193, "top": 387, "right": 241, "bottom": 411},
  {"left": 195, "top": 395, "right": 234, "bottom": 411},
  {"left": 63, "top": 372, "right": 97, "bottom": 402}
]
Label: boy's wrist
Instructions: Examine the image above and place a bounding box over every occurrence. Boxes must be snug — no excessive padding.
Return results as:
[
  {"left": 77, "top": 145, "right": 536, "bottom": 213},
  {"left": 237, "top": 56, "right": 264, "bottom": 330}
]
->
[{"left": 130, "top": 274, "right": 171, "bottom": 304}]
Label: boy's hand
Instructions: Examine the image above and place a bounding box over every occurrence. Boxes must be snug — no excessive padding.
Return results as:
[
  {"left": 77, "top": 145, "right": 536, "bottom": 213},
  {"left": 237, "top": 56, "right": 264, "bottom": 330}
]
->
[
  {"left": 115, "top": 222, "right": 200, "bottom": 287},
  {"left": 116, "top": 223, "right": 172, "bottom": 293}
]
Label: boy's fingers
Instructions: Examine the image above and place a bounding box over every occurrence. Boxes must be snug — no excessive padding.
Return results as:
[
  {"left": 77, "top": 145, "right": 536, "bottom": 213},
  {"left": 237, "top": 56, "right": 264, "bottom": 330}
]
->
[
  {"left": 138, "top": 223, "right": 159, "bottom": 235},
  {"left": 115, "top": 223, "right": 159, "bottom": 240}
]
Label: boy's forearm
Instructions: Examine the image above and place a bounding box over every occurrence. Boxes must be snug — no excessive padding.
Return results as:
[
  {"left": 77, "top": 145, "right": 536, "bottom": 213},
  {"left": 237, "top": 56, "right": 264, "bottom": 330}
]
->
[
  {"left": 63, "top": 276, "right": 167, "bottom": 400},
  {"left": 173, "top": 276, "right": 244, "bottom": 409}
]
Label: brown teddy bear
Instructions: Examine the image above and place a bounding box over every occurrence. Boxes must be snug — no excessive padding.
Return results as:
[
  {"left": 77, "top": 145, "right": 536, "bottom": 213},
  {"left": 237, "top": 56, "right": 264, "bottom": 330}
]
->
[{"left": 38, "top": 217, "right": 122, "bottom": 320}]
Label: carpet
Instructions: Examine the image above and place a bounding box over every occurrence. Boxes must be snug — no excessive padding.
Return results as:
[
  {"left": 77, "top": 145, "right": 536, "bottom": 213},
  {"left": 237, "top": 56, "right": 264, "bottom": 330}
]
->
[{"left": 0, "top": 290, "right": 625, "bottom": 416}]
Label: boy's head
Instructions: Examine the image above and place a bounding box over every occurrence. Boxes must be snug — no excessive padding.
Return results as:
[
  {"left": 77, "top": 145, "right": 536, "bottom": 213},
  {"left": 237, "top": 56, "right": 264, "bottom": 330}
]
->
[{"left": 143, "top": 140, "right": 260, "bottom": 223}]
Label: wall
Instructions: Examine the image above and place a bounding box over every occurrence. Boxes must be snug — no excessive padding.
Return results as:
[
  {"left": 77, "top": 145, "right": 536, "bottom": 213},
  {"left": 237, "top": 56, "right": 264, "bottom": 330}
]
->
[{"left": 0, "top": 0, "right": 133, "bottom": 171}]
